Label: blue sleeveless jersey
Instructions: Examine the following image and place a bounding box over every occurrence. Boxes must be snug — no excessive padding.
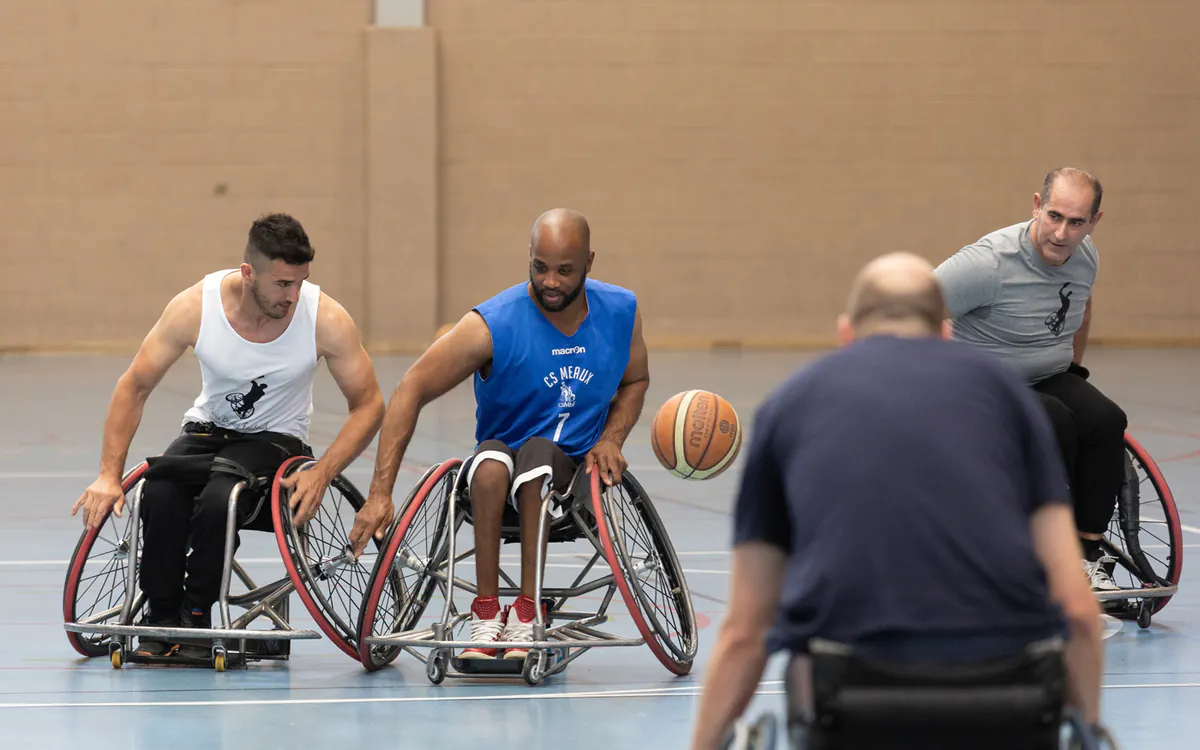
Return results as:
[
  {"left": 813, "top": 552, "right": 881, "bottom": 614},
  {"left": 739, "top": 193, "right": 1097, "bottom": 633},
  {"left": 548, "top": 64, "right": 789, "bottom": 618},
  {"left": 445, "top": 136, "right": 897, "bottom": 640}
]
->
[{"left": 472, "top": 280, "right": 638, "bottom": 459}]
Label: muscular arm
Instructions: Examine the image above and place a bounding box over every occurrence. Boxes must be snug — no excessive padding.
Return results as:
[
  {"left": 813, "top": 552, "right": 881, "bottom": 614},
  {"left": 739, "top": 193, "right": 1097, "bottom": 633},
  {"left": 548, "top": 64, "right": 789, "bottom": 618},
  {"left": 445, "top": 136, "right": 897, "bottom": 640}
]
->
[
  {"left": 599, "top": 307, "right": 650, "bottom": 447},
  {"left": 367, "top": 311, "right": 494, "bottom": 503},
  {"left": 73, "top": 285, "right": 198, "bottom": 527},
  {"left": 313, "top": 294, "right": 386, "bottom": 482},
  {"left": 1072, "top": 296, "right": 1092, "bottom": 364},
  {"left": 99, "top": 286, "right": 199, "bottom": 482}
]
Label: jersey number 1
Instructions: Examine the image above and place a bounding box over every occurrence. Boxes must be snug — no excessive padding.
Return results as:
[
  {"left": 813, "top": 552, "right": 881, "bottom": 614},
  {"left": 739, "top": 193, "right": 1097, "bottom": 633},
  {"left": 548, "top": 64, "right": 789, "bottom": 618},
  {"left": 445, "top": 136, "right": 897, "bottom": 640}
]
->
[{"left": 553, "top": 412, "right": 570, "bottom": 442}]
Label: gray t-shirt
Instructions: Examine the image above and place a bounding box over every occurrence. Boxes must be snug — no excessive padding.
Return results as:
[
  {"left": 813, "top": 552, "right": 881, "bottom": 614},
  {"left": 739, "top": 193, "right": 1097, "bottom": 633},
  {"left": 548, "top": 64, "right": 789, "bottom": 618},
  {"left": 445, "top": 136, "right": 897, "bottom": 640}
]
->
[{"left": 933, "top": 220, "right": 1098, "bottom": 383}]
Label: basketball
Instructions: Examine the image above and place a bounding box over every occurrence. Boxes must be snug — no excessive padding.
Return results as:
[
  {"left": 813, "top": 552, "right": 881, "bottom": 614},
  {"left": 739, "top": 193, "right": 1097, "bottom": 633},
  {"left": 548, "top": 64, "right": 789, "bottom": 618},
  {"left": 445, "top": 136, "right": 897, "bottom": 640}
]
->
[{"left": 651, "top": 390, "right": 742, "bottom": 480}]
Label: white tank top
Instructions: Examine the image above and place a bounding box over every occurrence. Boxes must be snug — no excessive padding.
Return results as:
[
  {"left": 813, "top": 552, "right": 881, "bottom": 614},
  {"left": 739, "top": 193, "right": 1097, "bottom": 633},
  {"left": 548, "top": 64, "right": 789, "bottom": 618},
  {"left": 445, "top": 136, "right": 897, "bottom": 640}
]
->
[{"left": 182, "top": 269, "right": 320, "bottom": 441}]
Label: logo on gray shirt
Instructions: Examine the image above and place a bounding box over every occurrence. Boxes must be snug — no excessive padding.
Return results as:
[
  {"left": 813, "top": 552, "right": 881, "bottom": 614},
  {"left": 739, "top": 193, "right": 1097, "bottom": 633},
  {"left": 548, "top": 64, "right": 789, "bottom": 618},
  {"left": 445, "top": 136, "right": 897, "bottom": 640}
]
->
[{"left": 1044, "top": 283, "right": 1073, "bottom": 336}]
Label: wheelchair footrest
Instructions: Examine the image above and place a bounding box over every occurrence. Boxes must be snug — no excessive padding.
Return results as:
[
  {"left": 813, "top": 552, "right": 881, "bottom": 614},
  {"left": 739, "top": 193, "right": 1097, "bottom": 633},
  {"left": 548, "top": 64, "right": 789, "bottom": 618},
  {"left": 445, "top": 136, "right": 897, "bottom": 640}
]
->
[
  {"left": 452, "top": 657, "right": 526, "bottom": 675},
  {"left": 1094, "top": 584, "right": 1177, "bottom": 601},
  {"left": 123, "top": 651, "right": 247, "bottom": 669}
]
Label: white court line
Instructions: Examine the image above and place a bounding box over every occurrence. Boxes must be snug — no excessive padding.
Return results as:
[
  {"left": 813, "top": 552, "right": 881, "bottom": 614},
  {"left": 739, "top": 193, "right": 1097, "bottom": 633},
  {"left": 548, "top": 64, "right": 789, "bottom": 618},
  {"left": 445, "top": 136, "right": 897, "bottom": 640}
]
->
[
  {"left": 0, "top": 680, "right": 1193, "bottom": 710},
  {"left": 0, "top": 684, "right": 781, "bottom": 710},
  {"left": 1182, "top": 524, "right": 1200, "bottom": 535}
]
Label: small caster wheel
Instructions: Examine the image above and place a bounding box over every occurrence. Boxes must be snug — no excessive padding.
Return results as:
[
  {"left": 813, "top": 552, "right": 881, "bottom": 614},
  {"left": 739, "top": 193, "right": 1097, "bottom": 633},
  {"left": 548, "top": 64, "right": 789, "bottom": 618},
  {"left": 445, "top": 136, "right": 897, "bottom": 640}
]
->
[
  {"left": 109, "top": 645, "right": 123, "bottom": 670},
  {"left": 426, "top": 649, "right": 447, "bottom": 685},
  {"left": 1137, "top": 600, "right": 1153, "bottom": 629},
  {"left": 522, "top": 652, "right": 545, "bottom": 686},
  {"left": 213, "top": 647, "right": 227, "bottom": 672}
]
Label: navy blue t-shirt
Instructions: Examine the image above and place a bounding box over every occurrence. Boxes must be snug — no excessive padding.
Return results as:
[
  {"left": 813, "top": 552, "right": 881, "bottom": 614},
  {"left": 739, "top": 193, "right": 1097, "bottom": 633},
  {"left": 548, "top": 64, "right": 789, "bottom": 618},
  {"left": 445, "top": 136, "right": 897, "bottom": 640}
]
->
[{"left": 733, "top": 335, "right": 1071, "bottom": 654}]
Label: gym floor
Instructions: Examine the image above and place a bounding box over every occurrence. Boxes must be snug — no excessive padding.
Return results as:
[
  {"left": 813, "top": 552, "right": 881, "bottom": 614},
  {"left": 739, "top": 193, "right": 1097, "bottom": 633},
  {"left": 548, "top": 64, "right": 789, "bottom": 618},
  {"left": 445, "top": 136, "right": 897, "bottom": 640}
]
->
[{"left": 2, "top": 347, "right": 1197, "bottom": 749}]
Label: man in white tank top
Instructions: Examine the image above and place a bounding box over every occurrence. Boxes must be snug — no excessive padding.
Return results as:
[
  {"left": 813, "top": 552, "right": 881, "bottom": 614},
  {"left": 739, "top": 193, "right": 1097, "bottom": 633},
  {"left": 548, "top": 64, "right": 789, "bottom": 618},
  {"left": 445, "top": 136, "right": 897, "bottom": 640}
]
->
[{"left": 70, "top": 213, "right": 386, "bottom": 658}]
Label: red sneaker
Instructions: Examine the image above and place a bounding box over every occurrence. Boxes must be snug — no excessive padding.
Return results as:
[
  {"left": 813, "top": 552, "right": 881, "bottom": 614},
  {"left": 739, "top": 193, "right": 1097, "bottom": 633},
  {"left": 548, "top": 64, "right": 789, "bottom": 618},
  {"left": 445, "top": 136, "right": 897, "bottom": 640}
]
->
[{"left": 459, "top": 596, "right": 505, "bottom": 660}]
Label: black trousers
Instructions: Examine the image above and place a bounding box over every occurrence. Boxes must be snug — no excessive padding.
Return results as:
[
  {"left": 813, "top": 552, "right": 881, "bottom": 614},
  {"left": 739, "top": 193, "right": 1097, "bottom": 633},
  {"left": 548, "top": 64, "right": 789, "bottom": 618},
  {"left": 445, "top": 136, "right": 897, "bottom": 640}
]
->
[
  {"left": 1032, "top": 364, "right": 1127, "bottom": 535},
  {"left": 138, "top": 422, "right": 311, "bottom": 618}
]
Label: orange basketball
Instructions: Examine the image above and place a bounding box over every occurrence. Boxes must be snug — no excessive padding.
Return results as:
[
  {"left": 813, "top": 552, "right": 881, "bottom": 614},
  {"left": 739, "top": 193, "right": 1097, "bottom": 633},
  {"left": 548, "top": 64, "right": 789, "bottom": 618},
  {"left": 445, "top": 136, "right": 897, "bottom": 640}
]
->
[{"left": 651, "top": 390, "right": 742, "bottom": 480}]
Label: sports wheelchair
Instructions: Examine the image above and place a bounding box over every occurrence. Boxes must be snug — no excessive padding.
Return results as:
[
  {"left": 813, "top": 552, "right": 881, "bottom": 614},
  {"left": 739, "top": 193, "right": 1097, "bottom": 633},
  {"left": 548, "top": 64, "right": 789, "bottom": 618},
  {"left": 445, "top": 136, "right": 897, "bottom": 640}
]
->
[
  {"left": 1095, "top": 433, "right": 1182, "bottom": 628},
  {"left": 354, "top": 454, "right": 698, "bottom": 685},
  {"left": 721, "top": 638, "right": 1117, "bottom": 750},
  {"left": 63, "top": 455, "right": 399, "bottom": 670}
]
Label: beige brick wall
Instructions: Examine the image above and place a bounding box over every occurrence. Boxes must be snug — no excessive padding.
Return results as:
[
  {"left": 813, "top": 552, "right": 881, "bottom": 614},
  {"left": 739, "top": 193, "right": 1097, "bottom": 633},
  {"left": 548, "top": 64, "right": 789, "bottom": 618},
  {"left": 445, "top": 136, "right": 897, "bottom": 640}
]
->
[
  {"left": 429, "top": 0, "right": 1200, "bottom": 346},
  {"left": 2, "top": 1, "right": 1197, "bottom": 351},
  {"left": 0, "top": 0, "right": 372, "bottom": 350}
]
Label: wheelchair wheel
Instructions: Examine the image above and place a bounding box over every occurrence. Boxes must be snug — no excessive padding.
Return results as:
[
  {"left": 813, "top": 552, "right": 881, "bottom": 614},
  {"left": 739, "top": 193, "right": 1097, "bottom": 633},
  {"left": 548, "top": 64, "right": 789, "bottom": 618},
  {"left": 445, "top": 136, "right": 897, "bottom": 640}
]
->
[
  {"left": 591, "top": 468, "right": 699, "bottom": 675},
  {"left": 1105, "top": 433, "right": 1183, "bottom": 616},
  {"left": 62, "top": 462, "right": 149, "bottom": 657},
  {"left": 357, "top": 459, "right": 459, "bottom": 671},
  {"left": 272, "top": 456, "right": 399, "bottom": 660}
]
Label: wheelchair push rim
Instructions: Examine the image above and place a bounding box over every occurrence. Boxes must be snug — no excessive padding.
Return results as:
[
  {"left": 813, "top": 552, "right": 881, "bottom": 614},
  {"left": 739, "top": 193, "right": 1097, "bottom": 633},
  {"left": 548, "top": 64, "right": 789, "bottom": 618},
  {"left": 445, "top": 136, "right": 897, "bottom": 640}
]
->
[
  {"left": 1106, "top": 433, "right": 1183, "bottom": 616},
  {"left": 272, "top": 456, "right": 394, "bottom": 660},
  {"left": 63, "top": 462, "right": 149, "bottom": 658},
  {"left": 590, "top": 468, "right": 699, "bottom": 675},
  {"left": 356, "top": 459, "right": 457, "bottom": 671}
]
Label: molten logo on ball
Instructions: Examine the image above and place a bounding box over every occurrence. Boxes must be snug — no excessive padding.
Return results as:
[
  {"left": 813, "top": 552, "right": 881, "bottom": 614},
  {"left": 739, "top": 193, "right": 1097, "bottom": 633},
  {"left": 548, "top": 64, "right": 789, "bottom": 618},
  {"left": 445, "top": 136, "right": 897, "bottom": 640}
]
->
[
  {"left": 651, "top": 389, "right": 742, "bottom": 481},
  {"left": 688, "top": 395, "right": 710, "bottom": 449}
]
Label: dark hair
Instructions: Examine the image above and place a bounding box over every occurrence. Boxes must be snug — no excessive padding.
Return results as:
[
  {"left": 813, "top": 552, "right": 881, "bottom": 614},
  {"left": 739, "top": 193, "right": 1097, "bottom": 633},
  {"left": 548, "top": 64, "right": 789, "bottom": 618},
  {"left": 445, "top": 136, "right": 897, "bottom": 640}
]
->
[
  {"left": 245, "top": 213, "right": 315, "bottom": 267},
  {"left": 1041, "top": 167, "right": 1103, "bottom": 218}
]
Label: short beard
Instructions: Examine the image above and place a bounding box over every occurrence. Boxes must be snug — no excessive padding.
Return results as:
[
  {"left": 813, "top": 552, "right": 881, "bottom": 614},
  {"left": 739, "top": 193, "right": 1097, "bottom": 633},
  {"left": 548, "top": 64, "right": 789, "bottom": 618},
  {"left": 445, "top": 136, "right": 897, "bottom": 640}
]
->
[
  {"left": 530, "top": 270, "right": 586, "bottom": 313},
  {"left": 251, "top": 280, "right": 287, "bottom": 320}
]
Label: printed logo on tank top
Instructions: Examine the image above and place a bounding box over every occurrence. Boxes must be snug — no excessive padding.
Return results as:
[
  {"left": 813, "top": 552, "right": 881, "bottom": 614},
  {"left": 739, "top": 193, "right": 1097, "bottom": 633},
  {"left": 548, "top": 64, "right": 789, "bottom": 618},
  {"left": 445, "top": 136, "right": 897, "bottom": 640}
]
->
[
  {"left": 543, "top": 365, "right": 594, "bottom": 408},
  {"left": 225, "top": 376, "right": 270, "bottom": 420}
]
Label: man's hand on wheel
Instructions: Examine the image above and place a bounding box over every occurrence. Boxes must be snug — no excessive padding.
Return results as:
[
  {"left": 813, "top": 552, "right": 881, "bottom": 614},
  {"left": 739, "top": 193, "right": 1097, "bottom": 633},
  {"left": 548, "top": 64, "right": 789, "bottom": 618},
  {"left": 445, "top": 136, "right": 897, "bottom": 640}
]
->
[
  {"left": 585, "top": 438, "right": 627, "bottom": 487},
  {"left": 280, "top": 464, "right": 333, "bottom": 526},
  {"left": 71, "top": 475, "right": 126, "bottom": 530},
  {"left": 348, "top": 492, "right": 394, "bottom": 558}
]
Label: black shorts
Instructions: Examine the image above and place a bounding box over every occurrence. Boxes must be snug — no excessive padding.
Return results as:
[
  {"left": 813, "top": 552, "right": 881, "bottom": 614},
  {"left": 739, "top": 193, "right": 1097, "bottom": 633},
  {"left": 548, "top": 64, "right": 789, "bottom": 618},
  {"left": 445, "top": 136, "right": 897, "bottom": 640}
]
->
[{"left": 468, "top": 437, "right": 580, "bottom": 515}]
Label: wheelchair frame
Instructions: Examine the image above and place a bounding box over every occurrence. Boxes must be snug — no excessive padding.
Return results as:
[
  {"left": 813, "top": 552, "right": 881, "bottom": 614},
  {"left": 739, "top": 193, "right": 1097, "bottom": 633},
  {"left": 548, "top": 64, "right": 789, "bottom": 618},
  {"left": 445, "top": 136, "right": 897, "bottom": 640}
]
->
[
  {"left": 356, "top": 456, "right": 698, "bottom": 685},
  {"left": 63, "top": 455, "right": 387, "bottom": 670},
  {"left": 1093, "top": 433, "right": 1183, "bottom": 629}
]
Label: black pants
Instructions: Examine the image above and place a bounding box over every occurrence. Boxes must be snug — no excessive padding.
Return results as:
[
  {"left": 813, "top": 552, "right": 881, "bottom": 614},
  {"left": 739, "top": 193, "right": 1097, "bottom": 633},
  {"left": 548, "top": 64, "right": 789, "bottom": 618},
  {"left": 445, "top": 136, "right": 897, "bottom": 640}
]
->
[
  {"left": 1032, "top": 364, "right": 1127, "bottom": 535},
  {"left": 138, "top": 422, "right": 311, "bottom": 618}
]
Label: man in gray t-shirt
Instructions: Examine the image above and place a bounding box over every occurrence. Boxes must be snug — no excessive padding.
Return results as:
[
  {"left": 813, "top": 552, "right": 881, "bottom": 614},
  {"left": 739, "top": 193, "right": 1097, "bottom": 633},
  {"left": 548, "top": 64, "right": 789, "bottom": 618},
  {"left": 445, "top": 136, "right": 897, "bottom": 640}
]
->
[{"left": 933, "top": 168, "right": 1128, "bottom": 591}]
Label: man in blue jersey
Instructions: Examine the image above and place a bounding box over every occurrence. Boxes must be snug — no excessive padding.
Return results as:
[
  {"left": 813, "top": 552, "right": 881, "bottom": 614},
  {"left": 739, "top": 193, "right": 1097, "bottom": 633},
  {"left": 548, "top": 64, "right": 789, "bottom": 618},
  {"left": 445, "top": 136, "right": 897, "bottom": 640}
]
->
[{"left": 355, "top": 208, "right": 650, "bottom": 660}]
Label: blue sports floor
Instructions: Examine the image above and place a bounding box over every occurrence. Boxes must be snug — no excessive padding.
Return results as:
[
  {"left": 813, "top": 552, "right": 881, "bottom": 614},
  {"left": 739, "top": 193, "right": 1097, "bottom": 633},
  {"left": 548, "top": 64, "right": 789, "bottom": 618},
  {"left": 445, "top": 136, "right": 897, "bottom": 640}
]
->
[{"left": 2, "top": 347, "right": 1197, "bottom": 748}]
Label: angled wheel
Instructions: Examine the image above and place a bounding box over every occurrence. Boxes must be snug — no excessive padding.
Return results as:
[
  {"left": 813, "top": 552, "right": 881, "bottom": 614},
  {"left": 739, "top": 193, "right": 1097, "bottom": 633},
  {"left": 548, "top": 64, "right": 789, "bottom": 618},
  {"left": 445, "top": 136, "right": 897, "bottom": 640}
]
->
[
  {"left": 272, "top": 456, "right": 398, "bottom": 660},
  {"left": 591, "top": 468, "right": 698, "bottom": 675},
  {"left": 357, "top": 459, "right": 460, "bottom": 671},
  {"left": 63, "top": 462, "right": 149, "bottom": 657},
  {"left": 1105, "top": 433, "right": 1182, "bottom": 616}
]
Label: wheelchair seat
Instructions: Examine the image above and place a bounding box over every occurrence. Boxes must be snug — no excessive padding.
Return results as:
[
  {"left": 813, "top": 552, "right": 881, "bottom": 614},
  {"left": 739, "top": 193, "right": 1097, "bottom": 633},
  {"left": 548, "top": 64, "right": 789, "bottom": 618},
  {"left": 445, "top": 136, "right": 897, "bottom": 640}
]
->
[
  {"left": 792, "top": 636, "right": 1066, "bottom": 749},
  {"left": 142, "top": 453, "right": 275, "bottom": 525}
]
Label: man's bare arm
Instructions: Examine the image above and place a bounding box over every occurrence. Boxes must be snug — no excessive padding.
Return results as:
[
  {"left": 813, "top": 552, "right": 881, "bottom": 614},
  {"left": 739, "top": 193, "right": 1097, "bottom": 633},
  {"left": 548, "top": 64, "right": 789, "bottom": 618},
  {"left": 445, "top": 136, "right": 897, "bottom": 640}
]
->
[
  {"left": 72, "top": 285, "right": 199, "bottom": 528},
  {"left": 1030, "top": 502, "right": 1104, "bottom": 724},
  {"left": 312, "top": 294, "right": 385, "bottom": 481},
  {"left": 690, "top": 541, "right": 787, "bottom": 750},
  {"left": 599, "top": 307, "right": 650, "bottom": 448},
  {"left": 366, "top": 312, "right": 494, "bottom": 503},
  {"left": 99, "top": 286, "right": 199, "bottom": 482}
]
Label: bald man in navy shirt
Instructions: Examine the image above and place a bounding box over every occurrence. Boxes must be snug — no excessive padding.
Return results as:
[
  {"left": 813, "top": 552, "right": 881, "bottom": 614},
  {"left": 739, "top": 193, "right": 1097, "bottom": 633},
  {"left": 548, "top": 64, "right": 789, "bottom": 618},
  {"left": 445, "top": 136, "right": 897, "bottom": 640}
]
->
[{"left": 690, "top": 252, "right": 1104, "bottom": 750}]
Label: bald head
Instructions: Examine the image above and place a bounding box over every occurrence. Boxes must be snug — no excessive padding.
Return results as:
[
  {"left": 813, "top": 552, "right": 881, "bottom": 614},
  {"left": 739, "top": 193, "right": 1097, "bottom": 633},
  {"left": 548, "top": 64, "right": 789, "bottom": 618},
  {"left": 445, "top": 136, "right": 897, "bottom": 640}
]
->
[
  {"left": 530, "top": 208, "right": 590, "bottom": 258},
  {"left": 842, "top": 252, "right": 946, "bottom": 338}
]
